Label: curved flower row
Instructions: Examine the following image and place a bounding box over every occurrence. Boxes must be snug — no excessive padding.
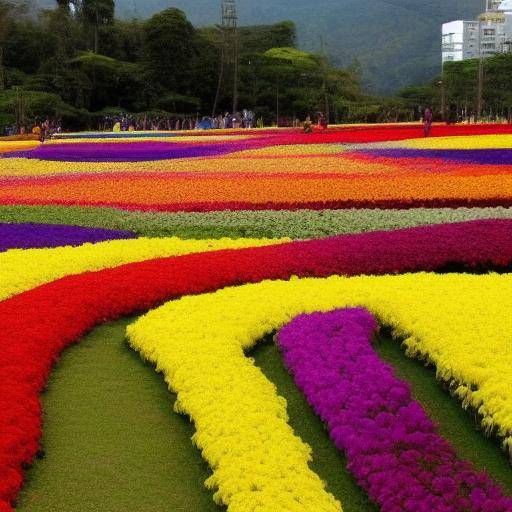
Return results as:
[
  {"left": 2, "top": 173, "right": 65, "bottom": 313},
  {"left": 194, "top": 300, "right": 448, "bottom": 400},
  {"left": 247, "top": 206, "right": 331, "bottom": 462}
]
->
[
  {"left": 5, "top": 139, "right": 273, "bottom": 162},
  {"left": 0, "top": 235, "right": 286, "bottom": 301},
  {"left": 360, "top": 148, "right": 512, "bottom": 165},
  {"left": 373, "top": 134, "right": 512, "bottom": 150},
  {"left": 127, "top": 273, "right": 512, "bottom": 510},
  {"left": 278, "top": 309, "right": 512, "bottom": 512},
  {"left": 3, "top": 218, "right": 511, "bottom": 302},
  {"left": 2, "top": 205, "right": 512, "bottom": 240},
  {"left": 0, "top": 223, "right": 136, "bottom": 252},
  {"left": 0, "top": 220, "right": 512, "bottom": 509},
  {"left": 2, "top": 171, "right": 512, "bottom": 211},
  {"left": 3, "top": 144, "right": 511, "bottom": 180},
  {"left": 0, "top": 141, "right": 40, "bottom": 155},
  {"left": 32, "top": 122, "right": 512, "bottom": 144},
  {"left": 2, "top": 152, "right": 499, "bottom": 180}
]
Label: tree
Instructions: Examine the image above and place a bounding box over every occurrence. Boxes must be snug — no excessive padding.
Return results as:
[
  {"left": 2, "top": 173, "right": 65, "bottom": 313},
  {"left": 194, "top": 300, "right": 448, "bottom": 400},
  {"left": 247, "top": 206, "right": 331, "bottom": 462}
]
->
[
  {"left": 142, "top": 8, "right": 196, "bottom": 96},
  {"left": 262, "top": 48, "right": 320, "bottom": 123},
  {"left": 0, "top": 0, "right": 18, "bottom": 90},
  {"left": 55, "top": 0, "right": 72, "bottom": 11},
  {"left": 81, "top": 0, "right": 115, "bottom": 53}
]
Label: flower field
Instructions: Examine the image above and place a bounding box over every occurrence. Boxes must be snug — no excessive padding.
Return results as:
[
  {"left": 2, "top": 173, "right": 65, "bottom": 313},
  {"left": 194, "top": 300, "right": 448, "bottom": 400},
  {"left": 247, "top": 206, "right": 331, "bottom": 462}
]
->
[{"left": 2, "top": 124, "right": 512, "bottom": 512}]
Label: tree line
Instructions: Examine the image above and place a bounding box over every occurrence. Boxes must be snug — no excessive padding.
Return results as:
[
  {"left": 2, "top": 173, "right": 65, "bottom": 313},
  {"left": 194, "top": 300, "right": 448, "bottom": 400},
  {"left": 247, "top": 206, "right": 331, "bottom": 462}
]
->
[
  {"left": 0, "top": 0, "right": 422, "bottom": 131},
  {"left": 6, "top": 1, "right": 508, "bottom": 131},
  {"left": 399, "top": 53, "right": 512, "bottom": 123}
]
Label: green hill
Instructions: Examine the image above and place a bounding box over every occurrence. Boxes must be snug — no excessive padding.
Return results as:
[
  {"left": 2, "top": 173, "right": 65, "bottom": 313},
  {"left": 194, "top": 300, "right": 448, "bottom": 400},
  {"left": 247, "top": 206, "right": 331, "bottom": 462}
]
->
[{"left": 33, "top": 0, "right": 484, "bottom": 92}]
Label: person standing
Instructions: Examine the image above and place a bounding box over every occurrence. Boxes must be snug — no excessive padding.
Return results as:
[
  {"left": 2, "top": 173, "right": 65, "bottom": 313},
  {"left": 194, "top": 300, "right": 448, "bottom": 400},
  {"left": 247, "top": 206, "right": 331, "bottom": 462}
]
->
[
  {"left": 317, "top": 112, "right": 328, "bottom": 130},
  {"left": 423, "top": 107, "right": 433, "bottom": 137}
]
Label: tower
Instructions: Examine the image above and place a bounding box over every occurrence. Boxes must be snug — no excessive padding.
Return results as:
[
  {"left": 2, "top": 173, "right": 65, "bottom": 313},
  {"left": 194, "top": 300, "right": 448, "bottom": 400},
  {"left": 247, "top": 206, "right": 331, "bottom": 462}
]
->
[
  {"left": 222, "top": 0, "right": 238, "bottom": 29},
  {"left": 212, "top": 0, "right": 239, "bottom": 117}
]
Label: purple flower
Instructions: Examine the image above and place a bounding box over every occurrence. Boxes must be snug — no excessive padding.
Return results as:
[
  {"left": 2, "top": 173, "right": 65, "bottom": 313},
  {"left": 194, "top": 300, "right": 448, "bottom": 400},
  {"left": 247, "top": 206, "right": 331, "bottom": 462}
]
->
[
  {"left": 5, "top": 140, "right": 270, "bottom": 162},
  {"left": 277, "top": 309, "right": 512, "bottom": 511},
  {"left": 359, "top": 148, "right": 512, "bottom": 165},
  {"left": 0, "top": 223, "right": 136, "bottom": 251}
]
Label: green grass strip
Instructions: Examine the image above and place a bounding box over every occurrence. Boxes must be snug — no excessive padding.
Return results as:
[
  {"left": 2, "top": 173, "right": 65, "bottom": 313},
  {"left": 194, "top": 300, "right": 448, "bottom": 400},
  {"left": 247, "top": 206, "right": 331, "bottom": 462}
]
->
[
  {"left": 2, "top": 205, "right": 512, "bottom": 239},
  {"left": 375, "top": 332, "right": 512, "bottom": 493},
  {"left": 252, "top": 334, "right": 512, "bottom": 512},
  {"left": 17, "top": 319, "right": 223, "bottom": 512},
  {"left": 252, "top": 338, "right": 378, "bottom": 511}
]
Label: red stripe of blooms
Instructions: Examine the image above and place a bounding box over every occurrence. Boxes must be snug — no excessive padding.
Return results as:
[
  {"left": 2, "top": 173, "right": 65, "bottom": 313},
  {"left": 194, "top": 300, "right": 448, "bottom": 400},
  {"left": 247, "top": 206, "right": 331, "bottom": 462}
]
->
[
  {"left": 1, "top": 219, "right": 512, "bottom": 510},
  {"left": 2, "top": 197, "right": 512, "bottom": 211}
]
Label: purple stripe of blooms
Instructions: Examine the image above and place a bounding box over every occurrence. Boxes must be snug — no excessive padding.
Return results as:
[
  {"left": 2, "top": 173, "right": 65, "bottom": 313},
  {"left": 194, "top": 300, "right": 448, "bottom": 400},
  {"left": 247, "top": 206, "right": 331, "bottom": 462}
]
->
[
  {"left": 5, "top": 140, "right": 269, "bottom": 162},
  {"left": 0, "top": 223, "right": 136, "bottom": 251},
  {"left": 52, "top": 132, "right": 180, "bottom": 140},
  {"left": 360, "top": 148, "right": 512, "bottom": 165},
  {"left": 277, "top": 309, "right": 512, "bottom": 512}
]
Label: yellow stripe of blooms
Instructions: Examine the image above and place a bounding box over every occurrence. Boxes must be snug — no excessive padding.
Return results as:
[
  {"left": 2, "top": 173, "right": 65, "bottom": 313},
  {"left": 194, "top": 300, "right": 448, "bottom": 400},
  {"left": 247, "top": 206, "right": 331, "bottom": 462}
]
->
[
  {"left": 223, "top": 144, "right": 346, "bottom": 157},
  {"left": 1, "top": 154, "right": 392, "bottom": 177},
  {"left": 0, "top": 237, "right": 288, "bottom": 301},
  {"left": 127, "top": 273, "right": 512, "bottom": 511},
  {"left": 127, "top": 283, "right": 343, "bottom": 511},
  {"left": 392, "top": 134, "right": 512, "bottom": 150},
  {"left": 0, "top": 140, "right": 40, "bottom": 153}
]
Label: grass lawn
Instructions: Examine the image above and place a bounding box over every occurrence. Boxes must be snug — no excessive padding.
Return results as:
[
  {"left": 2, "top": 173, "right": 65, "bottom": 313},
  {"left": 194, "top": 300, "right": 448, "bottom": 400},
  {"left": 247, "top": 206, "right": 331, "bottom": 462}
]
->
[
  {"left": 16, "top": 319, "right": 222, "bottom": 512},
  {"left": 16, "top": 319, "right": 512, "bottom": 511}
]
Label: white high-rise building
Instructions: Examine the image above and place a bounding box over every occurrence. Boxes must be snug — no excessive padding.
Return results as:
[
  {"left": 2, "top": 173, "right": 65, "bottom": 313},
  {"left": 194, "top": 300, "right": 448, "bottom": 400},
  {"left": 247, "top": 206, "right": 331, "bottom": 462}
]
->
[
  {"left": 442, "top": 0, "right": 512, "bottom": 64},
  {"left": 442, "top": 20, "right": 480, "bottom": 62}
]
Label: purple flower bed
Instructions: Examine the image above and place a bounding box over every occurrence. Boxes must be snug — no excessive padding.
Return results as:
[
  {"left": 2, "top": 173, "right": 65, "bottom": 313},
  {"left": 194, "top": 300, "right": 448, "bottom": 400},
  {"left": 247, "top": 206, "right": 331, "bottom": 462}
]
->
[
  {"left": 277, "top": 309, "right": 512, "bottom": 512},
  {"left": 5, "top": 140, "right": 267, "bottom": 162},
  {"left": 0, "top": 223, "right": 136, "bottom": 251},
  {"left": 360, "top": 148, "right": 512, "bottom": 165}
]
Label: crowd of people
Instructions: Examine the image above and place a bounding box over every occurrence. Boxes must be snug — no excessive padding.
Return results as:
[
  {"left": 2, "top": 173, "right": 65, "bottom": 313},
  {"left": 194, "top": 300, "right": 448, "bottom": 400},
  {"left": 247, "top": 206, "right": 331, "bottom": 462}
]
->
[
  {"left": 2, "top": 118, "right": 62, "bottom": 141},
  {"left": 102, "top": 109, "right": 260, "bottom": 132},
  {"left": 3, "top": 109, "right": 331, "bottom": 138}
]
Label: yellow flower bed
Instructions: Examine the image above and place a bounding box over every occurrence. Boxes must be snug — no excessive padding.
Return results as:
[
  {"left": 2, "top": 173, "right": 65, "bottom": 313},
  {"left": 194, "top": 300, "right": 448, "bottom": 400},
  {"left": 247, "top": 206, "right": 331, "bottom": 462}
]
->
[
  {"left": 0, "top": 140, "right": 40, "bottom": 154},
  {"left": 0, "top": 153, "right": 402, "bottom": 177},
  {"left": 0, "top": 236, "right": 287, "bottom": 301},
  {"left": 224, "top": 144, "right": 346, "bottom": 157},
  {"left": 390, "top": 134, "right": 512, "bottom": 150},
  {"left": 127, "top": 272, "right": 512, "bottom": 511}
]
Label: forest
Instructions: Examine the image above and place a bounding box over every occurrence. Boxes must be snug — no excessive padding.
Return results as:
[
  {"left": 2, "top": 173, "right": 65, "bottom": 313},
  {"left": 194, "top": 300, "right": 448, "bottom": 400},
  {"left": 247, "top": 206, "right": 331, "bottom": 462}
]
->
[{"left": 0, "top": 0, "right": 383, "bottom": 130}]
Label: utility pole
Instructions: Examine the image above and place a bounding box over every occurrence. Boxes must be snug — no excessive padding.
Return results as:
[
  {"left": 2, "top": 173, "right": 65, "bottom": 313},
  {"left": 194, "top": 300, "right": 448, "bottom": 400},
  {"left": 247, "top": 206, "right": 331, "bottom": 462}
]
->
[
  {"left": 439, "top": 61, "right": 446, "bottom": 122},
  {"left": 477, "top": 18, "right": 484, "bottom": 121},
  {"left": 212, "top": 0, "right": 239, "bottom": 117},
  {"left": 477, "top": 57, "right": 484, "bottom": 121},
  {"left": 320, "top": 36, "right": 330, "bottom": 123},
  {"left": 14, "top": 86, "right": 25, "bottom": 130}
]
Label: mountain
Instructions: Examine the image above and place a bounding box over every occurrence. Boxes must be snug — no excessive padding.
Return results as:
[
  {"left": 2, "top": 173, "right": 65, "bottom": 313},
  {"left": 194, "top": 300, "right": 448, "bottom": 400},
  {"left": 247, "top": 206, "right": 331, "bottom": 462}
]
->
[{"left": 32, "top": 0, "right": 484, "bottom": 93}]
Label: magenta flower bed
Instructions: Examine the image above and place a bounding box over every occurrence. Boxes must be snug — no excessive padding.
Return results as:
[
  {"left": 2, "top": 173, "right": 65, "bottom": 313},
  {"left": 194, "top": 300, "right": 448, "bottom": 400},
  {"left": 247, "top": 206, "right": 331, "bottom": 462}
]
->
[
  {"left": 0, "top": 223, "right": 136, "bottom": 251},
  {"left": 277, "top": 309, "right": 512, "bottom": 512}
]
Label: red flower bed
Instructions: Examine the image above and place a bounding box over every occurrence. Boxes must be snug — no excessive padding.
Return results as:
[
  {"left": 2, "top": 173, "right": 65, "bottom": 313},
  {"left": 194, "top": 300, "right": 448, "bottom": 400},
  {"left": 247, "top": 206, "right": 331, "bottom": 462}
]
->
[
  {"left": 271, "top": 124, "right": 512, "bottom": 145},
  {"left": 1, "top": 219, "right": 512, "bottom": 509}
]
